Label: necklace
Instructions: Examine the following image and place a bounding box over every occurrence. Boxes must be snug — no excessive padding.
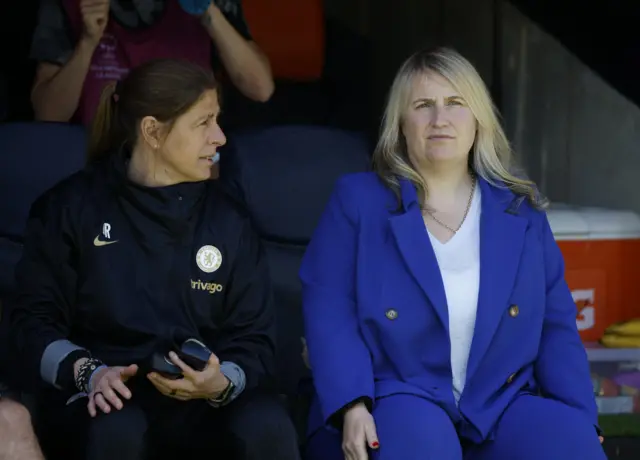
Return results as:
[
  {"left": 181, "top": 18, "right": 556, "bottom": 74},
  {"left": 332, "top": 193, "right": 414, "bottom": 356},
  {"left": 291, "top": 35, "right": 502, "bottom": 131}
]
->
[{"left": 424, "top": 175, "right": 476, "bottom": 235}]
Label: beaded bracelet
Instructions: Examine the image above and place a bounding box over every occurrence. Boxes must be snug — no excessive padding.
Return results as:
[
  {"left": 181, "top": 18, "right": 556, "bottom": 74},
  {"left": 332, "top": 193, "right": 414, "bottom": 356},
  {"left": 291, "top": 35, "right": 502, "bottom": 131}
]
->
[{"left": 74, "top": 358, "right": 105, "bottom": 393}]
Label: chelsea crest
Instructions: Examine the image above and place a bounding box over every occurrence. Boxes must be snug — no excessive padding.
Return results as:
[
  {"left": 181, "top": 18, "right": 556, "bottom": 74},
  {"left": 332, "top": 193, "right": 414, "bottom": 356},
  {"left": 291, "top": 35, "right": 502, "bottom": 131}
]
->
[{"left": 196, "top": 245, "right": 222, "bottom": 273}]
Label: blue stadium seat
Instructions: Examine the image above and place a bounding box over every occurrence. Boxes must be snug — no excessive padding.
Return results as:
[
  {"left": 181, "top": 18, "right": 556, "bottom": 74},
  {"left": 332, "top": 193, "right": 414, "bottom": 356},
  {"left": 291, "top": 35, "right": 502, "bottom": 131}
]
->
[
  {"left": 0, "top": 122, "right": 86, "bottom": 250},
  {"left": 220, "top": 125, "right": 371, "bottom": 401},
  {"left": 0, "top": 122, "right": 86, "bottom": 376}
]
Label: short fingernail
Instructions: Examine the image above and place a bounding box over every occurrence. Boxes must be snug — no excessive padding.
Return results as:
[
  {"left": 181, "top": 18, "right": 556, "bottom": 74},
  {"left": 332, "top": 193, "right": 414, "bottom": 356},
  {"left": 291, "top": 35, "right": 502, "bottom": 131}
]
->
[
  {"left": 371, "top": 442, "right": 379, "bottom": 448},
  {"left": 169, "top": 351, "right": 177, "bottom": 359}
]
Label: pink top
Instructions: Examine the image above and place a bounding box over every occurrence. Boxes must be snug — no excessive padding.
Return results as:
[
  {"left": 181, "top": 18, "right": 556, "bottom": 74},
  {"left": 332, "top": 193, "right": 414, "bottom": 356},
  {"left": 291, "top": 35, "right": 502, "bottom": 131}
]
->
[{"left": 62, "top": 0, "right": 212, "bottom": 125}]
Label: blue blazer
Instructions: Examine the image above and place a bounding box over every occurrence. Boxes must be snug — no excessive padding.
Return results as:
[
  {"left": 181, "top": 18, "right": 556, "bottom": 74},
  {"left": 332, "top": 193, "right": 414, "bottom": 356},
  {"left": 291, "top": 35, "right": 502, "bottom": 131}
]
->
[{"left": 300, "top": 172, "right": 598, "bottom": 443}]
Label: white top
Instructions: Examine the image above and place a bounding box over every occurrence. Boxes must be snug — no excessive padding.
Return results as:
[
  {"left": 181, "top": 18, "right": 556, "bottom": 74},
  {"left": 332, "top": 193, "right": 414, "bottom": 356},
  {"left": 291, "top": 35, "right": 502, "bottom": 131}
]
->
[{"left": 427, "top": 184, "right": 481, "bottom": 403}]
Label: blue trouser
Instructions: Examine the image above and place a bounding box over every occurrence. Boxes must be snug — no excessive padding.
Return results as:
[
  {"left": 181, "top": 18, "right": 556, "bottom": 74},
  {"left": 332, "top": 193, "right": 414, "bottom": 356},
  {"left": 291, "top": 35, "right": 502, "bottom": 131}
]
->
[{"left": 305, "top": 394, "right": 605, "bottom": 460}]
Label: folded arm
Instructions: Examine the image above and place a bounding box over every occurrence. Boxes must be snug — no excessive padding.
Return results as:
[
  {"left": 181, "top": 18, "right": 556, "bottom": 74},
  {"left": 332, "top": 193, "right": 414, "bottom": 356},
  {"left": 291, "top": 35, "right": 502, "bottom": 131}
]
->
[{"left": 201, "top": 3, "right": 273, "bottom": 102}]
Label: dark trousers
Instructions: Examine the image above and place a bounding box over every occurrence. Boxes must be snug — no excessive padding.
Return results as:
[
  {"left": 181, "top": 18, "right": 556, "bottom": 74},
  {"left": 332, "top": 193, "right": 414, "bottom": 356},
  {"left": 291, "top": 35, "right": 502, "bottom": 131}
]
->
[{"left": 38, "top": 386, "right": 300, "bottom": 460}]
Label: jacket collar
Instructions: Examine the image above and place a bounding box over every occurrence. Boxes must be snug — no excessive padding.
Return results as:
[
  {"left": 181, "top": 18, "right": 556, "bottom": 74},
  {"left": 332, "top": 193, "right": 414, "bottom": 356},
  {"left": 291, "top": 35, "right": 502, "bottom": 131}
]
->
[
  {"left": 390, "top": 174, "right": 529, "bottom": 382},
  {"left": 106, "top": 148, "right": 208, "bottom": 234}
]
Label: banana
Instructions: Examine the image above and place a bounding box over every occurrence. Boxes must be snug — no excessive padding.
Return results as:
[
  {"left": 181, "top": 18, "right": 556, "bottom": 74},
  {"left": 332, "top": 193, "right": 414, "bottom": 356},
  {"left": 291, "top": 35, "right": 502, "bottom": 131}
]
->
[
  {"left": 603, "top": 318, "right": 640, "bottom": 337},
  {"left": 600, "top": 333, "right": 640, "bottom": 348}
]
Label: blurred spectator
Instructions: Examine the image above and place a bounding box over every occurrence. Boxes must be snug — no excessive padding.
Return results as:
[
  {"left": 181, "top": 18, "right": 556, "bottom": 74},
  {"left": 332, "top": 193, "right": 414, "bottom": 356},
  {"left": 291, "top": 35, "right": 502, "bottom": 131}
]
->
[
  {"left": 0, "top": 390, "right": 45, "bottom": 460},
  {"left": 29, "top": 0, "right": 273, "bottom": 125}
]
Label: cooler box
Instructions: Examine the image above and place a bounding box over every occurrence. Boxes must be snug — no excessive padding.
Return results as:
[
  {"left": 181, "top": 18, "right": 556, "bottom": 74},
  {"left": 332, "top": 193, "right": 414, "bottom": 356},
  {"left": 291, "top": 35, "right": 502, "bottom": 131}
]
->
[
  {"left": 586, "top": 343, "right": 640, "bottom": 414},
  {"left": 547, "top": 205, "right": 640, "bottom": 341}
]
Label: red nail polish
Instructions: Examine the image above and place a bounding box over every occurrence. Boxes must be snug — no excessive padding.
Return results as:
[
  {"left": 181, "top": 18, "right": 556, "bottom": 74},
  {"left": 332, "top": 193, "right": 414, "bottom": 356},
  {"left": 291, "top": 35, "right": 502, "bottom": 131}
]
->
[{"left": 371, "top": 442, "right": 379, "bottom": 448}]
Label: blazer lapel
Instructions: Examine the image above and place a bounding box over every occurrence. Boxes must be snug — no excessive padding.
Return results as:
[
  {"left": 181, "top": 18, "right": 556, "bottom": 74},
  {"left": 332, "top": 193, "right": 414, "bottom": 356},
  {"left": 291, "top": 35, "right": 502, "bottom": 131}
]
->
[
  {"left": 466, "top": 179, "right": 528, "bottom": 381},
  {"left": 389, "top": 180, "right": 449, "bottom": 329}
]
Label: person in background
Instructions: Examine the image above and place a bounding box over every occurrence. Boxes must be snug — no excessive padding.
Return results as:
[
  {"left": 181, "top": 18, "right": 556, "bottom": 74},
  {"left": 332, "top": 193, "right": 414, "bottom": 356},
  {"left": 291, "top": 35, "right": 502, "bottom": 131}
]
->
[
  {"left": 30, "top": 0, "right": 273, "bottom": 125},
  {"left": 9, "top": 59, "right": 297, "bottom": 460},
  {"left": 301, "top": 47, "right": 605, "bottom": 460},
  {"left": 0, "top": 383, "right": 45, "bottom": 460}
]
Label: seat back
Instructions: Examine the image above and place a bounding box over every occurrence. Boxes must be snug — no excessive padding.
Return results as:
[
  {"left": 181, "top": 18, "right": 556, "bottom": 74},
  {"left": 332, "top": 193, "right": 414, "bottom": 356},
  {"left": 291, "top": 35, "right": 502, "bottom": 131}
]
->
[
  {"left": 243, "top": 0, "right": 325, "bottom": 81},
  {"left": 221, "top": 125, "right": 371, "bottom": 395},
  {"left": 0, "top": 122, "right": 87, "bottom": 244},
  {"left": 0, "top": 122, "right": 86, "bottom": 372}
]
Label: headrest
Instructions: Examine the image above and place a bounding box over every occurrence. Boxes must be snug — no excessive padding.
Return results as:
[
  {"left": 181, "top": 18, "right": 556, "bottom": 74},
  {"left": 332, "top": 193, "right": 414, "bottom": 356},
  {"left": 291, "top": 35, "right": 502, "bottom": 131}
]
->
[
  {"left": 221, "top": 125, "right": 371, "bottom": 243},
  {"left": 0, "top": 122, "right": 86, "bottom": 240}
]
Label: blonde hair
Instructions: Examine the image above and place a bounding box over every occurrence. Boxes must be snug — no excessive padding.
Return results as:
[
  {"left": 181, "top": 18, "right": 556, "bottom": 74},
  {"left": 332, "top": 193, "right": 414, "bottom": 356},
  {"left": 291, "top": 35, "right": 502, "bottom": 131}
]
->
[{"left": 373, "top": 47, "right": 546, "bottom": 210}]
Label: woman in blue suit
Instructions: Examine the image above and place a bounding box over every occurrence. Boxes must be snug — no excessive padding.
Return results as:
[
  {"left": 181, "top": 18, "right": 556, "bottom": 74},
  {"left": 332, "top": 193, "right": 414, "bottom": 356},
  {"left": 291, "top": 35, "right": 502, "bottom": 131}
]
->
[{"left": 301, "top": 47, "right": 605, "bottom": 460}]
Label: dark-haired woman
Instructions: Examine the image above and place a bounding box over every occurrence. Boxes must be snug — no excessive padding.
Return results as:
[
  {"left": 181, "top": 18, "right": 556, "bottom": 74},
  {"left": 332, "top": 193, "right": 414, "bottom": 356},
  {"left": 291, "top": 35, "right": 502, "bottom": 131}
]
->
[{"left": 9, "top": 59, "right": 299, "bottom": 460}]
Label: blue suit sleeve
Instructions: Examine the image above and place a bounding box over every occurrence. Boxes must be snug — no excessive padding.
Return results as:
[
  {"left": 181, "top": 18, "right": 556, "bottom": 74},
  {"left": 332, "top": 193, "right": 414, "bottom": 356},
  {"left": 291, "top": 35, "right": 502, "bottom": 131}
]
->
[
  {"left": 535, "top": 214, "right": 600, "bottom": 431},
  {"left": 300, "top": 178, "right": 374, "bottom": 425}
]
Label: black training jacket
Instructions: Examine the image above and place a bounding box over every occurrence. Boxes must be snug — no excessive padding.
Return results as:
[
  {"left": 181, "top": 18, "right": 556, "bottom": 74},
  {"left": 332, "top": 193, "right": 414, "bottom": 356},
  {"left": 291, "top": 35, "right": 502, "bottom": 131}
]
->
[{"left": 9, "top": 150, "right": 275, "bottom": 392}]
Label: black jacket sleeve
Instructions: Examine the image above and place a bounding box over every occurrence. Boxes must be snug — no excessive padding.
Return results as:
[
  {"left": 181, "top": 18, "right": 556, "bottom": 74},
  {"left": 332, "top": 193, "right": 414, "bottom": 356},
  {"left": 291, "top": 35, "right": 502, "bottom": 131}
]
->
[
  {"left": 215, "top": 215, "right": 276, "bottom": 391},
  {"left": 8, "top": 191, "right": 79, "bottom": 391}
]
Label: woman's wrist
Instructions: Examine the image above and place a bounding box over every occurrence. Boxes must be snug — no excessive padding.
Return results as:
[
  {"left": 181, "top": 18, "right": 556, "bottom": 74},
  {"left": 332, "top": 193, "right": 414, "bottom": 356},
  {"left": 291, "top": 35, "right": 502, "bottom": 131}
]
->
[
  {"left": 74, "top": 357, "right": 106, "bottom": 393},
  {"left": 207, "top": 374, "right": 231, "bottom": 399},
  {"left": 55, "top": 349, "right": 91, "bottom": 391},
  {"left": 87, "top": 364, "right": 108, "bottom": 392},
  {"left": 344, "top": 402, "right": 368, "bottom": 417},
  {"left": 73, "top": 357, "right": 90, "bottom": 381}
]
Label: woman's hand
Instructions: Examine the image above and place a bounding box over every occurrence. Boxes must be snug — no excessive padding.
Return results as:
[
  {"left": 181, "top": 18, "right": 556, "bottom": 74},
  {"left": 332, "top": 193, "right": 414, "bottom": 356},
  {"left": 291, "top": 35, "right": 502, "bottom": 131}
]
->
[
  {"left": 342, "top": 402, "right": 379, "bottom": 460},
  {"left": 86, "top": 364, "right": 138, "bottom": 417},
  {"left": 147, "top": 351, "right": 229, "bottom": 401}
]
